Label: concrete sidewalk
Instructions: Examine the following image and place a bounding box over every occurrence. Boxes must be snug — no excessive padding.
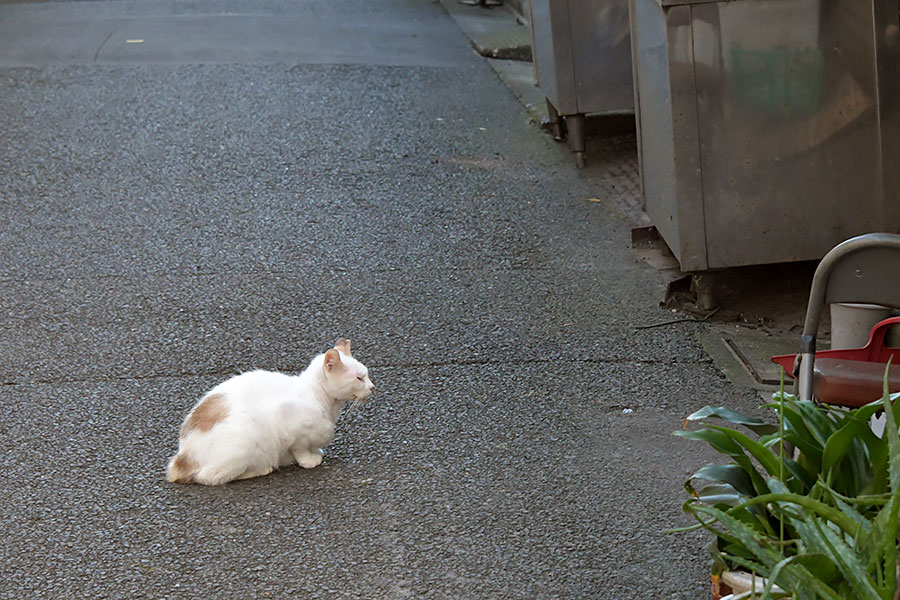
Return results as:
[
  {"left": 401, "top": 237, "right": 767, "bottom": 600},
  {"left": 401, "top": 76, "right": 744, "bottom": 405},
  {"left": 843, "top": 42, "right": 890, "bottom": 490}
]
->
[{"left": 1, "top": 0, "right": 789, "bottom": 598}]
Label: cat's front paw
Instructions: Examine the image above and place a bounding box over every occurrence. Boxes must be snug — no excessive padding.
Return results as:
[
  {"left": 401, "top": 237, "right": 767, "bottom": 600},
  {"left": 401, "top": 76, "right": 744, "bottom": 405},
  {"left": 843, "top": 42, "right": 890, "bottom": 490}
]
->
[{"left": 296, "top": 450, "right": 323, "bottom": 469}]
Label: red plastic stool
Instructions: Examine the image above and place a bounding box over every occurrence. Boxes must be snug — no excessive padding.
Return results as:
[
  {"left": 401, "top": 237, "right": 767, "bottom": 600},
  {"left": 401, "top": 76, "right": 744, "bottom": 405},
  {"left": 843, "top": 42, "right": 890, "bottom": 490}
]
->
[{"left": 772, "top": 317, "right": 900, "bottom": 407}]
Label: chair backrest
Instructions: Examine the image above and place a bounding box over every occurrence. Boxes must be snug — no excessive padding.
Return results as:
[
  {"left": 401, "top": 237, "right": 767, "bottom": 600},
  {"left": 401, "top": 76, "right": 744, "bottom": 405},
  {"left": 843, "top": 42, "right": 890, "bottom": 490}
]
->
[
  {"left": 802, "top": 233, "right": 900, "bottom": 339},
  {"left": 798, "top": 233, "right": 900, "bottom": 402}
]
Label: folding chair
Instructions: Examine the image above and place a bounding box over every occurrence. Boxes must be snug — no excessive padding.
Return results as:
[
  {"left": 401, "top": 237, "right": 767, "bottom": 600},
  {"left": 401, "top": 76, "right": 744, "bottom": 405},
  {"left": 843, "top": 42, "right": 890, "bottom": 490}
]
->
[{"left": 770, "top": 233, "right": 900, "bottom": 407}]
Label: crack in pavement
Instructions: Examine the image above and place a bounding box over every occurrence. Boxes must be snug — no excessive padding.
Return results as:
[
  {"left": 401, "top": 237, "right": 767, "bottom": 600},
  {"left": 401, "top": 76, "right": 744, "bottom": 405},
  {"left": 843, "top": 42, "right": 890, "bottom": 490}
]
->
[
  {"left": 0, "top": 356, "right": 691, "bottom": 388},
  {"left": 0, "top": 264, "right": 553, "bottom": 286}
]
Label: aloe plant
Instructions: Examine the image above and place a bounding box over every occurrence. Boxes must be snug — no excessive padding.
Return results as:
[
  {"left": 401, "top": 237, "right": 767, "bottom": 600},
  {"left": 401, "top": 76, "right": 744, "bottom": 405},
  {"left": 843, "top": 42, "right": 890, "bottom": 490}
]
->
[{"left": 674, "top": 368, "right": 900, "bottom": 599}]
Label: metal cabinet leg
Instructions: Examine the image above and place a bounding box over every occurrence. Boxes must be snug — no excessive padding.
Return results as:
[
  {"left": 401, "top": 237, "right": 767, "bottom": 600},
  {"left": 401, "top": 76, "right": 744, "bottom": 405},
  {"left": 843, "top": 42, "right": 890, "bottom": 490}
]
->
[
  {"left": 546, "top": 99, "right": 566, "bottom": 141},
  {"left": 691, "top": 272, "right": 718, "bottom": 312},
  {"left": 566, "top": 113, "right": 586, "bottom": 168}
]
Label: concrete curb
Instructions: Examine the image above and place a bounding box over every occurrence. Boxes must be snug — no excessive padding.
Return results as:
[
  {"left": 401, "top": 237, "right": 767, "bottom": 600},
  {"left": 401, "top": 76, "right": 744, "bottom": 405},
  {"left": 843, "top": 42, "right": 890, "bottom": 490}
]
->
[
  {"left": 436, "top": 0, "right": 548, "bottom": 126},
  {"left": 436, "top": 0, "right": 531, "bottom": 59}
]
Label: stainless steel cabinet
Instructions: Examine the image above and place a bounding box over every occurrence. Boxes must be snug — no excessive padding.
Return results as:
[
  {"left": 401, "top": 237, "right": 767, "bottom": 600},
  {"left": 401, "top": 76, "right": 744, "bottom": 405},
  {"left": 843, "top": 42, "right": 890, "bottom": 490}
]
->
[
  {"left": 629, "top": 0, "right": 900, "bottom": 271},
  {"left": 530, "top": 0, "right": 634, "bottom": 166}
]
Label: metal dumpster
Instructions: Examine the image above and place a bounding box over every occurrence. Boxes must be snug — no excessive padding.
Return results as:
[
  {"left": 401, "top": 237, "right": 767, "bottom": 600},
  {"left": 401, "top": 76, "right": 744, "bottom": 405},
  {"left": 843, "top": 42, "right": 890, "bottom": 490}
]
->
[
  {"left": 629, "top": 0, "right": 900, "bottom": 272},
  {"left": 530, "top": 0, "right": 634, "bottom": 166}
]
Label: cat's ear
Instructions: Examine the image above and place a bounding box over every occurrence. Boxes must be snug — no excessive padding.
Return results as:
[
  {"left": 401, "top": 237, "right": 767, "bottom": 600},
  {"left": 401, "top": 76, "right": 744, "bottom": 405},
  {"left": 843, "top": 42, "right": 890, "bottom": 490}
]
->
[
  {"left": 334, "top": 338, "right": 352, "bottom": 357},
  {"left": 324, "top": 348, "right": 344, "bottom": 373}
]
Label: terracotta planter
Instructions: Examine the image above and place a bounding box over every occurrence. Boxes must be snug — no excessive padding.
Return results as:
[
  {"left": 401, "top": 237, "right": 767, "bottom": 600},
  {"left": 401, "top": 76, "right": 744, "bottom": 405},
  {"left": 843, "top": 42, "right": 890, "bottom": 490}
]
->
[{"left": 712, "top": 571, "right": 789, "bottom": 599}]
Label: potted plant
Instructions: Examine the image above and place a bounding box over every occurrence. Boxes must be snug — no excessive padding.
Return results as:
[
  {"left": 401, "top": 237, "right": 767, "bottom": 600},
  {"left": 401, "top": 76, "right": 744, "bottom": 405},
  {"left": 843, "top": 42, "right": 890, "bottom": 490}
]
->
[{"left": 674, "top": 370, "right": 900, "bottom": 599}]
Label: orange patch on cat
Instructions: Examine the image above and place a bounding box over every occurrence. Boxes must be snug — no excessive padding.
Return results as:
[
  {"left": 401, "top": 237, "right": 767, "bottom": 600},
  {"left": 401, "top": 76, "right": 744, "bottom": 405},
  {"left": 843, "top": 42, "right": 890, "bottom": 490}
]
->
[
  {"left": 181, "top": 393, "right": 229, "bottom": 437},
  {"left": 167, "top": 452, "right": 198, "bottom": 483}
]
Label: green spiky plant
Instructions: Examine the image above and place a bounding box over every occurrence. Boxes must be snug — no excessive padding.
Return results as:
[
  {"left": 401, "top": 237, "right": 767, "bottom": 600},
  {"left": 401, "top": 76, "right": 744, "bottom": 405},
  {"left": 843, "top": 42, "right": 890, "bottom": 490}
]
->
[{"left": 673, "top": 366, "right": 900, "bottom": 599}]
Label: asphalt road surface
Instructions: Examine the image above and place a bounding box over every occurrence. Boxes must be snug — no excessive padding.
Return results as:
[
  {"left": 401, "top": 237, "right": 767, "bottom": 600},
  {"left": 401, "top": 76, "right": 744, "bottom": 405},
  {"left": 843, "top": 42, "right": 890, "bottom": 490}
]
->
[{"left": 0, "top": 0, "right": 763, "bottom": 598}]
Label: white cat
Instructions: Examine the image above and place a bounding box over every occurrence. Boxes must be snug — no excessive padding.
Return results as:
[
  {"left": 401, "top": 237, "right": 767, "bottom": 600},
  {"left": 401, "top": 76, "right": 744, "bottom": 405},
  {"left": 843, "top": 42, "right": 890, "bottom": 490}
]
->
[{"left": 167, "top": 339, "right": 374, "bottom": 485}]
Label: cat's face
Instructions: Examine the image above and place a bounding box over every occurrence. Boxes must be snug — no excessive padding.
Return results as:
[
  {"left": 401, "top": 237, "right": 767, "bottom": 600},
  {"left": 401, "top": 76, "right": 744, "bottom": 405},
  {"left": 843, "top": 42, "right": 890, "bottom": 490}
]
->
[{"left": 322, "top": 340, "right": 374, "bottom": 403}]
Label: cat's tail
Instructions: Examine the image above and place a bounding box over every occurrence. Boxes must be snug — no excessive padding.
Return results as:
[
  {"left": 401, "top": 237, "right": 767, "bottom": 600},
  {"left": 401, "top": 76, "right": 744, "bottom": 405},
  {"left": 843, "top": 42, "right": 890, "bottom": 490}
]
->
[{"left": 166, "top": 451, "right": 198, "bottom": 484}]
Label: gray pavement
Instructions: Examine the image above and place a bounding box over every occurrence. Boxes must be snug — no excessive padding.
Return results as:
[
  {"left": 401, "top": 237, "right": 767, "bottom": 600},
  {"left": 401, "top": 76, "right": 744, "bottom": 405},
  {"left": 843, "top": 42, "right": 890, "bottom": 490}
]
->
[{"left": 1, "top": 1, "right": 766, "bottom": 598}]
